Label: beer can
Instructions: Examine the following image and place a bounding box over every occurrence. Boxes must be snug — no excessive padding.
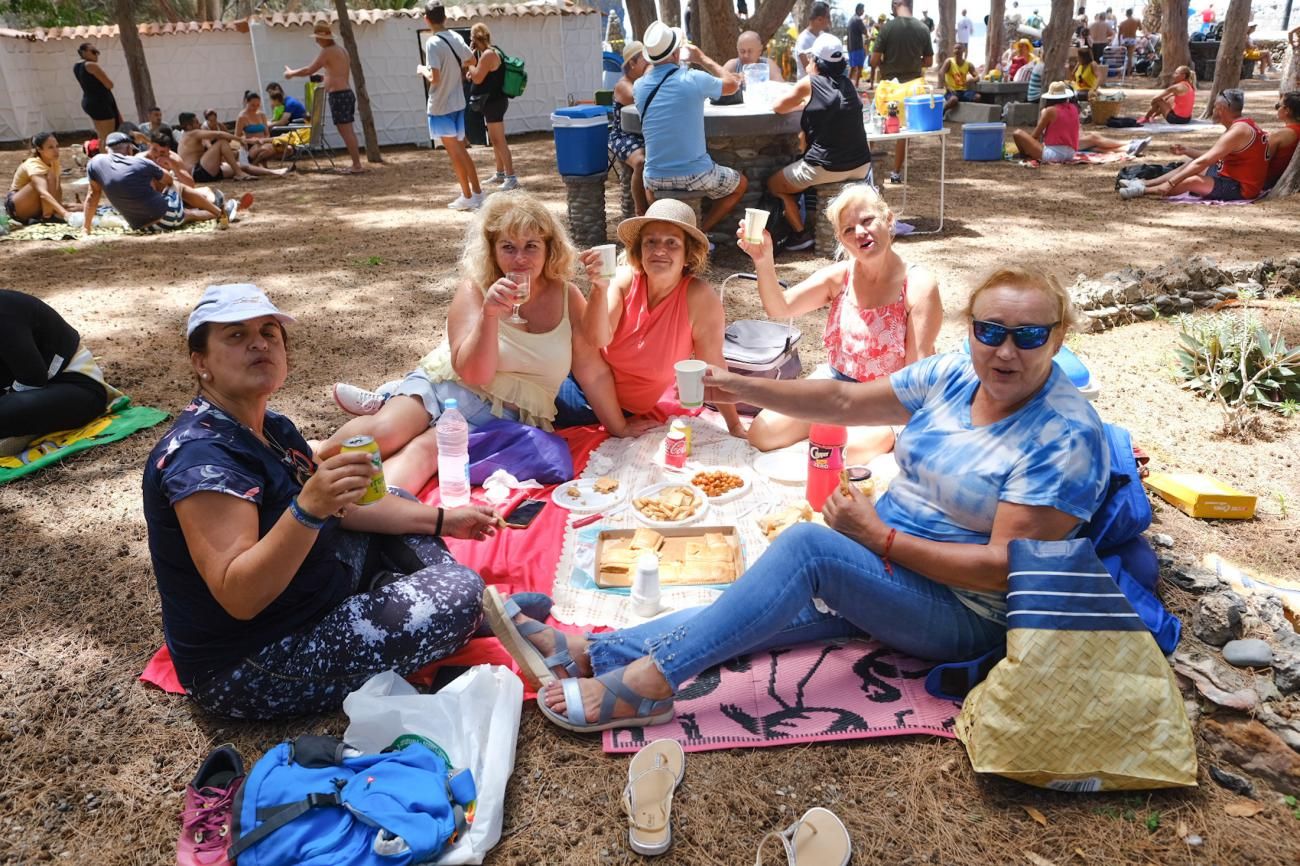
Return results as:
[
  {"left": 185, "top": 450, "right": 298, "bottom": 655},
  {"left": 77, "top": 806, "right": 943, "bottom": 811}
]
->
[
  {"left": 669, "top": 419, "right": 692, "bottom": 456},
  {"left": 664, "top": 431, "right": 688, "bottom": 469},
  {"left": 340, "top": 434, "right": 386, "bottom": 505}
]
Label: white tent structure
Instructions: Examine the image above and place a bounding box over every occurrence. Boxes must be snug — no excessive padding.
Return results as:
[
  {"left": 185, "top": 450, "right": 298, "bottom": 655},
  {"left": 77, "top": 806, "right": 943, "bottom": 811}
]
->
[{"left": 0, "top": 2, "right": 602, "bottom": 145}]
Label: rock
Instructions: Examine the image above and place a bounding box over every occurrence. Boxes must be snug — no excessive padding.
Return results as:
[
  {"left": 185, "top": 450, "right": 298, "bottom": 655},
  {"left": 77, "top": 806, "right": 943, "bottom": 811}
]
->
[
  {"left": 1175, "top": 297, "right": 1194, "bottom": 313},
  {"left": 1129, "top": 303, "right": 1157, "bottom": 320},
  {"left": 1171, "top": 647, "right": 1257, "bottom": 711},
  {"left": 1201, "top": 718, "right": 1300, "bottom": 792},
  {"left": 1150, "top": 532, "right": 1175, "bottom": 549},
  {"left": 1113, "top": 279, "right": 1147, "bottom": 305},
  {"left": 1167, "top": 564, "right": 1223, "bottom": 594},
  {"left": 1222, "top": 639, "right": 1273, "bottom": 668},
  {"left": 1194, "top": 591, "right": 1246, "bottom": 646},
  {"left": 1208, "top": 765, "right": 1256, "bottom": 797},
  {"left": 1153, "top": 293, "right": 1176, "bottom": 312},
  {"left": 1253, "top": 595, "right": 1294, "bottom": 635},
  {"left": 1274, "top": 647, "right": 1300, "bottom": 695}
]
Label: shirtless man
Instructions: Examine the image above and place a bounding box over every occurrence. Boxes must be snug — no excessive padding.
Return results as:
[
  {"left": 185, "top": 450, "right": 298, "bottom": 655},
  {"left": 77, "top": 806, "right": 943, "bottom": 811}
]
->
[
  {"left": 285, "top": 20, "right": 364, "bottom": 173},
  {"left": 722, "top": 30, "right": 785, "bottom": 83},
  {"left": 175, "top": 113, "right": 288, "bottom": 182}
]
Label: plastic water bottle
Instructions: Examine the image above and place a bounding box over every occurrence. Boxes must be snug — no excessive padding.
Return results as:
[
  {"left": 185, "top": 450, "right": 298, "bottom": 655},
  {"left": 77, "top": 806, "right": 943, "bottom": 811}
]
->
[{"left": 435, "top": 398, "right": 471, "bottom": 507}]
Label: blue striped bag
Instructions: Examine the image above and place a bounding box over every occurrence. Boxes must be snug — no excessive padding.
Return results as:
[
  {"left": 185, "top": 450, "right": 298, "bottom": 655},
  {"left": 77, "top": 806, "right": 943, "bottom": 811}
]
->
[{"left": 955, "top": 538, "right": 1197, "bottom": 792}]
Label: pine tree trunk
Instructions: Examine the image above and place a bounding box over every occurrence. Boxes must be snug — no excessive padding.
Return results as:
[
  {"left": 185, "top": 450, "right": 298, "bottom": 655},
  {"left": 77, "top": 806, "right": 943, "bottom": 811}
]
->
[
  {"left": 937, "top": 0, "right": 956, "bottom": 65},
  {"left": 1200, "top": 0, "right": 1251, "bottom": 117},
  {"left": 698, "top": 0, "right": 740, "bottom": 62},
  {"left": 1268, "top": 27, "right": 1300, "bottom": 197},
  {"left": 624, "top": 0, "right": 656, "bottom": 41},
  {"left": 986, "top": 0, "right": 1006, "bottom": 72},
  {"left": 1160, "top": 0, "right": 1191, "bottom": 86},
  {"left": 114, "top": 0, "right": 156, "bottom": 123},
  {"left": 332, "top": 0, "right": 382, "bottom": 163},
  {"left": 747, "top": 0, "right": 799, "bottom": 45},
  {"left": 1041, "top": 0, "right": 1075, "bottom": 86},
  {"left": 660, "top": 0, "right": 683, "bottom": 32}
]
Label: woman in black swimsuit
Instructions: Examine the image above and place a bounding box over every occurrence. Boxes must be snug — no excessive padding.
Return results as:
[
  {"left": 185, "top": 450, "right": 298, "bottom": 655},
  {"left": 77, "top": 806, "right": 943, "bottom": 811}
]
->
[{"left": 73, "top": 43, "right": 122, "bottom": 143}]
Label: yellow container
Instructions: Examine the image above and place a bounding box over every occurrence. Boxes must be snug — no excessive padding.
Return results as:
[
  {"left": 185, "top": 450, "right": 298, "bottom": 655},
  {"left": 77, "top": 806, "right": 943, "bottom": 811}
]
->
[{"left": 1143, "top": 472, "right": 1256, "bottom": 520}]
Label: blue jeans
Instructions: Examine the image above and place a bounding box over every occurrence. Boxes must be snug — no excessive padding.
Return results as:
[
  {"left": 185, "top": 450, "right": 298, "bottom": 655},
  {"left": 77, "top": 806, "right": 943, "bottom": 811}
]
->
[
  {"left": 587, "top": 523, "right": 1005, "bottom": 691},
  {"left": 552, "top": 373, "right": 632, "bottom": 429}
]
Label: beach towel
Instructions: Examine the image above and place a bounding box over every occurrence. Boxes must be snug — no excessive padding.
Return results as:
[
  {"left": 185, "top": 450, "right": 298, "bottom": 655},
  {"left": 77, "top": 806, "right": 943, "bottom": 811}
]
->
[
  {"left": 1165, "top": 192, "right": 1259, "bottom": 206},
  {"left": 1138, "top": 119, "right": 1220, "bottom": 135},
  {"left": 1, "top": 211, "right": 220, "bottom": 242},
  {"left": 1017, "top": 150, "right": 1132, "bottom": 168},
  {"left": 0, "top": 396, "right": 167, "bottom": 485},
  {"left": 603, "top": 638, "right": 962, "bottom": 754}
]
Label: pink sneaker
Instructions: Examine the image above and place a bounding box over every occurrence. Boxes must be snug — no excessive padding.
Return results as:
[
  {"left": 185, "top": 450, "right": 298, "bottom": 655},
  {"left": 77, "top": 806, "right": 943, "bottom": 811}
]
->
[{"left": 176, "top": 745, "right": 244, "bottom": 866}]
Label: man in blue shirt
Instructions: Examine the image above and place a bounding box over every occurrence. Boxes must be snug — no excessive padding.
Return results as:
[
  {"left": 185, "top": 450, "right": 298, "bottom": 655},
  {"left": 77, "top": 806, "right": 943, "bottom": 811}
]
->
[
  {"left": 265, "top": 82, "right": 308, "bottom": 124},
  {"left": 634, "top": 21, "right": 748, "bottom": 233}
]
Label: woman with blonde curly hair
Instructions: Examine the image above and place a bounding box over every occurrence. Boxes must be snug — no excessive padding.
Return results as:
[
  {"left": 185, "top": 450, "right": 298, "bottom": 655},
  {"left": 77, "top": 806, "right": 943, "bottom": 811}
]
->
[
  {"left": 321, "top": 191, "right": 631, "bottom": 492},
  {"left": 557, "top": 199, "right": 746, "bottom": 437}
]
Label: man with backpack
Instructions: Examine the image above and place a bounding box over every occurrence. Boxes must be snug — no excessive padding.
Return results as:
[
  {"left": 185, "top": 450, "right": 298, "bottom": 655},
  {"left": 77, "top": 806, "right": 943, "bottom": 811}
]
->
[{"left": 419, "top": 2, "right": 483, "bottom": 211}]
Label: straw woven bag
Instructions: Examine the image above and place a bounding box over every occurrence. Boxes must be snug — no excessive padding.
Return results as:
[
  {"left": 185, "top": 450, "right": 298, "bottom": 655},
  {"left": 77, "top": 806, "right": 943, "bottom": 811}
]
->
[{"left": 956, "top": 538, "right": 1197, "bottom": 792}]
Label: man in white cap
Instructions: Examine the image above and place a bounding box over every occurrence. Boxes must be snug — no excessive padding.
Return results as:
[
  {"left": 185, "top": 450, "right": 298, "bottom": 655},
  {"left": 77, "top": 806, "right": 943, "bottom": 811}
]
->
[
  {"left": 634, "top": 21, "right": 747, "bottom": 233},
  {"left": 284, "top": 19, "right": 364, "bottom": 174}
]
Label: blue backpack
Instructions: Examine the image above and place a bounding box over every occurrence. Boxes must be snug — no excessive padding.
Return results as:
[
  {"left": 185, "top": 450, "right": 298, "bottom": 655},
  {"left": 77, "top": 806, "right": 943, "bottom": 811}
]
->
[{"left": 229, "top": 736, "right": 476, "bottom": 866}]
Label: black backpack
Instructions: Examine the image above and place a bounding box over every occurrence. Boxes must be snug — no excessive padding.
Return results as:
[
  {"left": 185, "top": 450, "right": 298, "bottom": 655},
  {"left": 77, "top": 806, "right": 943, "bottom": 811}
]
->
[
  {"left": 756, "top": 188, "right": 797, "bottom": 248},
  {"left": 1114, "top": 162, "right": 1183, "bottom": 189}
]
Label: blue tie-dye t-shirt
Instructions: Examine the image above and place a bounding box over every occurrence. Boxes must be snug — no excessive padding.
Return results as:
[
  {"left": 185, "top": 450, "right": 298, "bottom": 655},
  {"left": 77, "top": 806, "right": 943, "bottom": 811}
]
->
[{"left": 876, "top": 352, "right": 1108, "bottom": 622}]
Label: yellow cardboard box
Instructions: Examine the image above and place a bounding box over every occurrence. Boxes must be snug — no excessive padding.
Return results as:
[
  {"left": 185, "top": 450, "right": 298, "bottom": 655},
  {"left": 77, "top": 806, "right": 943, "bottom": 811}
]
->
[{"left": 1143, "top": 473, "right": 1256, "bottom": 520}]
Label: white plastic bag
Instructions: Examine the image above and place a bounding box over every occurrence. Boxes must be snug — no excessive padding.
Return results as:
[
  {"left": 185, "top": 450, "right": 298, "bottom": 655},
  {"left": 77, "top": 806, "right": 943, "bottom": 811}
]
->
[{"left": 342, "top": 665, "right": 523, "bottom": 865}]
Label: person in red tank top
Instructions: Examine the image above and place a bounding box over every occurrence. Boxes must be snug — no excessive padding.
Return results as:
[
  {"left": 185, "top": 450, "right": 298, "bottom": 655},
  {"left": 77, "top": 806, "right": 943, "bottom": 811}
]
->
[
  {"left": 1119, "top": 89, "right": 1269, "bottom": 201},
  {"left": 1012, "top": 81, "right": 1134, "bottom": 163},
  {"left": 1265, "top": 91, "right": 1300, "bottom": 190},
  {"left": 1139, "top": 66, "right": 1196, "bottom": 124}
]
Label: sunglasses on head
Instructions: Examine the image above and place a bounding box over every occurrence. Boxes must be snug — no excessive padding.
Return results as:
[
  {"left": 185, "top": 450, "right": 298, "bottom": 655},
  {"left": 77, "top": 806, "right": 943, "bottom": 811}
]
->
[{"left": 972, "top": 320, "right": 1059, "bottom": 350}]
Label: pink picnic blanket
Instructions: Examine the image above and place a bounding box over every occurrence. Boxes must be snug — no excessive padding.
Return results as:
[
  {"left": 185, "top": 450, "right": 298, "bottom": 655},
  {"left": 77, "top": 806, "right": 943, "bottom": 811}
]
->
[
  {"left": 1019, "top": 150, "right": 1132, "bottom": 168},
  {"left": 603, "top": 638, "right": 962, "bottom": 754},
  {"left": 1165, "top": 192, "right": 1259, "bottom": 206}
]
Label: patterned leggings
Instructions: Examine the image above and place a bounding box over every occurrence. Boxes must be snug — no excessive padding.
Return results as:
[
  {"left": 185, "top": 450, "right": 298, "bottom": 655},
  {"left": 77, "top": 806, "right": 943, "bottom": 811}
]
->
[{"left": 189, "top": 526, "right": 484, "bottom": 720}]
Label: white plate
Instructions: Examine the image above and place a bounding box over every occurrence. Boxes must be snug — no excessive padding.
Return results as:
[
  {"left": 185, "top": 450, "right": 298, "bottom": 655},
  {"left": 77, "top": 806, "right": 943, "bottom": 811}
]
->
[
  {"left": 551, "top": 478, "right": 626, "bottom": 514},
  {"left": 630, "top": 481, "right": 710, "bottom": 528},
  {"left": 752, "top": 446, "right": 806, "bottom": 485},
  {"left": 688, "top": 466, "right": 752, "bottom": 503}
]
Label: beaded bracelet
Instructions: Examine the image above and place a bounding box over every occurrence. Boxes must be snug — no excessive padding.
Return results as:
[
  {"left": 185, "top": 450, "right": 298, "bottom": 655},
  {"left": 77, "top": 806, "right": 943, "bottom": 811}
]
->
[{"left": 289, "top": 496, "right": 327, "bottom": 531}]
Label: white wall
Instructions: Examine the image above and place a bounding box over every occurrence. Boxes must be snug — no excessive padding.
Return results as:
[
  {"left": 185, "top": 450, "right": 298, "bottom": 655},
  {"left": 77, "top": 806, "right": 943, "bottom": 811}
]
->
[{"left": 0, "top": 12, "right": 603, "bottom": 145}]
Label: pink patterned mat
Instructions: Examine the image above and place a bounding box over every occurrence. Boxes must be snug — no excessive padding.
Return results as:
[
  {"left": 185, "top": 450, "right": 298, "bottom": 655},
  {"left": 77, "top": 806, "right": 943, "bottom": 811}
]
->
[{"left": 602, "top": 639, "right": 962, "bottom": 754}]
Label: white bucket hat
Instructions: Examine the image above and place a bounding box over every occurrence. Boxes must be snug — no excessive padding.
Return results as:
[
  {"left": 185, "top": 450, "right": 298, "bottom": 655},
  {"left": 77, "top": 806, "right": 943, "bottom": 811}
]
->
[
  {"left": 187, "top": 284, "right": 295, "bottom": 337},
  {"left": 641, "top": 21, "right": 682, "bottom": 64}
]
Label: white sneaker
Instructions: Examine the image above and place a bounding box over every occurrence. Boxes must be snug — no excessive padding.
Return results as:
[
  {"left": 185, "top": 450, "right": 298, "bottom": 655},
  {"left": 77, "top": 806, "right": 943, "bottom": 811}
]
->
[
  {"left": 489, "top": 172, "right": 505, "bottom": 185},
  {"left": 468, "top": 191, "right": 485, "bottom": 209},
  {"left": 447, "top": 194, "right": 475, "bottom": 210},
  {"left": 1126, "top": 136, "right": 1152, "bottom": 157},
  {"left": 332, "top": 382, "right": 385, "bottom": 416},
  {"left": 500, "top": 176, "right": 519, "bottom": 191},
  {"left": 1118, "top": 179, "right": 1145, "bottom": 199}
]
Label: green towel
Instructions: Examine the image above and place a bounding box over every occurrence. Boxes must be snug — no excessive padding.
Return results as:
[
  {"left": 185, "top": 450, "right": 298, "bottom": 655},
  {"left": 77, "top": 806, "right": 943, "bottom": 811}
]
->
[{"left": 0, "top": 398, "right": 169, "bottom": 485}]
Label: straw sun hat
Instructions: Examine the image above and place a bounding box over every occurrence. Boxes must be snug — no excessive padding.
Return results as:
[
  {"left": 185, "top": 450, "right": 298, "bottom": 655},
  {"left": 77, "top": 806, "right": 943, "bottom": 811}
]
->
[
  {"left": 1042, "top": 81, "right": 1076, "bottom": 102},
  {"left": 616, "top": 199, "right": 709, "bottom": 250},
  {"left": 312, "top": 20, "right": 334, "bottom": 39}
]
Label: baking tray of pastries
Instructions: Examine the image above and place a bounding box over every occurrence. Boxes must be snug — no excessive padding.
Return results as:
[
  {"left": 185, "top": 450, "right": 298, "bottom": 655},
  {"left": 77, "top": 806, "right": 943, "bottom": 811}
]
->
[{"left": 593, "top": 525, "right": 743, "bottom": 588}]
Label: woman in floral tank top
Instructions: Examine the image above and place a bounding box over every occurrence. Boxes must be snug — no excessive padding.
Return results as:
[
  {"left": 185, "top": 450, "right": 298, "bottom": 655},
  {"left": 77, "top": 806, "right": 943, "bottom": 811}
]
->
[{"left": 737, "top": 184, "right": 941, "bottom": 463}]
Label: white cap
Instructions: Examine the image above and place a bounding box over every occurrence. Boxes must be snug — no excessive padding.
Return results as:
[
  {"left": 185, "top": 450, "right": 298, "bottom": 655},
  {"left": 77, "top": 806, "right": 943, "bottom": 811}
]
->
[
  {"left": 642, "top": 21, "right": 682, "bottom": 63},
  {"left": 811, "top": 33, "right": 845, "bottom": 64},
  {"left": 186, "top": 283, "right": 295, "bottom": 337}
]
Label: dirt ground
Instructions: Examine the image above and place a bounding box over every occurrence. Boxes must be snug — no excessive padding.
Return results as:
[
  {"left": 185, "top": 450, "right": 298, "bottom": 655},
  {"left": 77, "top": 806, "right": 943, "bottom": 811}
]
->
[{"left": 2, "top": 78, "right": 1300, "bottom": 865}]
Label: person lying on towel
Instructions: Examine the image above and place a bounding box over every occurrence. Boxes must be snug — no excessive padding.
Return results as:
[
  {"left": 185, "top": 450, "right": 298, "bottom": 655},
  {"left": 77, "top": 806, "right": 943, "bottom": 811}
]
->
[
  {"left": 0, "top": 290, "right": 120, "bottom": 456},
  {"left": 486, "top": 266, "right": 1109, "bottom": 734},
  {"left": 142, "top": 283, "right": 501, "bottom": 720},
  {"left": 1012, "top": 82, "right": 1145, "bottom": 163}
]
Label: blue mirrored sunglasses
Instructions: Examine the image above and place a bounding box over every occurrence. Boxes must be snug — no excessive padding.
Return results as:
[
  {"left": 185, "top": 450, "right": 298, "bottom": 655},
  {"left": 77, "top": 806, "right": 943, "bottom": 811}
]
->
[{"left": 972, "top": 320, "right": 1059, "bottom": 350}]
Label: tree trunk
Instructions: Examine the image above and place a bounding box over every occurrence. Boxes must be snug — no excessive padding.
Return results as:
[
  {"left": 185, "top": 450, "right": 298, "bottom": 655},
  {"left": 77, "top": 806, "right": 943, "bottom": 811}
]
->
[
  {"left": 697, "top": 0, "right": 741, "bottom": 62},
  {"left": 332, "top": 0, "right": 382, "bottom": 164},
  {"left": 1280, "top": 26, "right": 1300, "bottom": 93},
  {"left": 1040, "top": 0, "right": 1075, "bottom": 87},
  {"left": 1160, "top": 0, "right": 1191, "bottom": 86},
  {"left": 986, "top": 0, "right": 1006, "bottom": 72},
  {"left": 1143, "top": 2, "right": 1163, "bottom": 36},
  {"left": 624, "top": 0, "right": 656, "bottom": 40},
  {"left": 1201, "top": 0, "right": 1251, "bottom": 117},
  {"left": 937, "top": 0, "right": 956, "bottom": 65},
  {"left": 660, "top": 0, "right": 682, "bottom": 32},
  {"left": 792, "top": 0, "right": 814, "bottom": 30},
  {"left": 1265, "top": 146, "right": 1300, "bottom": 198},
  {"left": 114, "top": 0, "right": 156, "bottom": 123},
  {"left": 748, "top": 0, "right": 798, "bottom": 44}
]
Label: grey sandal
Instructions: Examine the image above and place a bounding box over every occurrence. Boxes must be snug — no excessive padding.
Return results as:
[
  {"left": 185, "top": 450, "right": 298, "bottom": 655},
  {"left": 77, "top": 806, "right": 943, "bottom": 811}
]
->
[
  {"left": 537, "top": 665, "right": 675, "bottom": 733},
  {"left": 481, "top": 586, "right": 579, "bottom": 690}
]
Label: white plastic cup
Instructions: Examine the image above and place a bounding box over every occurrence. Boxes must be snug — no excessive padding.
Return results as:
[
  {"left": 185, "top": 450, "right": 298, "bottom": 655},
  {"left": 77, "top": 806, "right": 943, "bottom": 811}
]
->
[
  {"left": 594, "top": 244, "right": 617, "bottom": 279},
  {"left": 631, "top": 552, "right": 662, "bottom": 618},
  {"left": 743, "top": 208, "right": 770, "bottom": 244},
  {"left": 674, "top": 359, "right": 707, "bottom": 409},
  {"left": 742, "top": 62, "right": 770, "bottom": 88}
]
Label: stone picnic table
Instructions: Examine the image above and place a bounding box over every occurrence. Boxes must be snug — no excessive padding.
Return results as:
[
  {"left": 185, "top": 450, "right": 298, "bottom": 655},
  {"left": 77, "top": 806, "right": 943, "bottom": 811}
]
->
[{"left": 974, "top": 80, "right": 1030, "bottom": 106}]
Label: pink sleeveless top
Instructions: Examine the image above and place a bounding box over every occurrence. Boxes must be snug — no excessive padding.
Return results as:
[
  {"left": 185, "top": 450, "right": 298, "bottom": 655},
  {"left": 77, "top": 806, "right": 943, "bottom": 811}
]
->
[
  {"left": 823, "top": 265, "right": 910, "bottom": 382},
  {"left": 1043, "top": 101, "right": 1081, "bottom": 150},
  {"left": 601, "top": 272, "right": 696, "bottom": 414}
]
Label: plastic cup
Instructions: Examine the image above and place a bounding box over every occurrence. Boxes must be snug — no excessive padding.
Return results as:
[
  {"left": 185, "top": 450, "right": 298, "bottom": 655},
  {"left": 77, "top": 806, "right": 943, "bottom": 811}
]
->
[
  {"left": 743, "top": 208, "right": 769, "bottom": 244},
  {"left": 743, "top": 62, "right": 770, "bottom": 89},
  {"left": 594, "top": 244, "right": 617, "bottom": 279},
  {"left": 674, "top": 359, "right": 707, "bottom": 408}
]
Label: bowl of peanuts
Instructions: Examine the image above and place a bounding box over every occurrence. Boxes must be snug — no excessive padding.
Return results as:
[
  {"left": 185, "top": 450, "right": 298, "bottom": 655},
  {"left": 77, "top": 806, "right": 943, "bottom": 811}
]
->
[{"left": 688, "top": 467, "right": 751, "bottom": 503}]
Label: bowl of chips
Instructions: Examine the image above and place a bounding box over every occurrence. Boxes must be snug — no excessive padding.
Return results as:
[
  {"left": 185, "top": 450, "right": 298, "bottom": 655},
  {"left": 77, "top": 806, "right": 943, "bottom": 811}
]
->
[
  {"left": 689, "top": 467, "right": 750, "bottom": 503},
  {"left": 631, "top": 482, "right": 709, "bottom": 527}
]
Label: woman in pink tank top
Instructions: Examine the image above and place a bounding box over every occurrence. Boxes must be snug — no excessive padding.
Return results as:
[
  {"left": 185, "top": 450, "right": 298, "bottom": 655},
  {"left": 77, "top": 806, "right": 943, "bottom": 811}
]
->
[
  {"left": 1013, "top": 82, "right": 1132, "bottom": 163},
  {"left": 557, "top": 199, "right": 745, "bottom": 437},
  {"left": 737, "top": 184, "right": 941, "bottom": 463}
]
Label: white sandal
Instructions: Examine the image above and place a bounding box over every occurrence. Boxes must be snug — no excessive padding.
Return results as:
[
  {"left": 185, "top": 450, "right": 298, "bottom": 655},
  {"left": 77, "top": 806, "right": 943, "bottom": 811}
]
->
[
  {"left": 623, "top": 739, "right": 685, "bottom": 856},
  {"left": 755, "top": 807, "right": 851, "bottom": 866}
]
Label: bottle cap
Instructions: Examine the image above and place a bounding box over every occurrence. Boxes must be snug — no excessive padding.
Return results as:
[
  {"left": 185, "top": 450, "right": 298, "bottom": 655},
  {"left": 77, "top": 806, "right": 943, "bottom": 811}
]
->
[
  {"left": 637, "top": 552, "right": 659, "bottom": 573},
  {"left": 444, "top": 398, "right": 458, "bottom": 410}
]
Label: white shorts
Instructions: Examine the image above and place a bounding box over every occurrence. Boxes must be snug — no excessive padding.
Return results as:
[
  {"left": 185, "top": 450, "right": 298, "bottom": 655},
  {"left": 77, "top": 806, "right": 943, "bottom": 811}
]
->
[{"left": 1042, "top": 144, "right": 1075, "bottom": 163}]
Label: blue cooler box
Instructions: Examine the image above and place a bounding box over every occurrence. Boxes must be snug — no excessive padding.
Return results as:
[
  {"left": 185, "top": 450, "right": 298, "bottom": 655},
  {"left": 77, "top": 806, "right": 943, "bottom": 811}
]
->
[
  {"left": 963, "top": 122, "right": 1006, "bottom": 161},
  {"left": 551, "top": 105, "right": 610, "bottom": 176},
  {"left": 903, "top": 94, "right": 944, "bottom": 132}
]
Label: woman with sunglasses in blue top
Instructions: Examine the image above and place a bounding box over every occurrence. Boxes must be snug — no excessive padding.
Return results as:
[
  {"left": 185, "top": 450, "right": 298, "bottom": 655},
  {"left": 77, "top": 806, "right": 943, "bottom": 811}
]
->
[{"left": 488, "top": 265, "right": 1108, "bottom": 733}]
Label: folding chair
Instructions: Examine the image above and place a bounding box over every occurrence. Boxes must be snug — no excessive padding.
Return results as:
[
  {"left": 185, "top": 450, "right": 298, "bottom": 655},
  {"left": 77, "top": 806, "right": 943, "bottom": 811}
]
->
[{"left": 270, "top": 93, "right": 336, "bottom": 171}]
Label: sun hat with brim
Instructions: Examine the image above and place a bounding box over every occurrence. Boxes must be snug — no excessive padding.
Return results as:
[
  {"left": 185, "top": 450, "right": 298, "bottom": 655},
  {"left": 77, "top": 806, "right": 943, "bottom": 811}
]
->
[
  {"left": 1042, "top": 81, "right": 1075, "bottom": 103},
  {"left": 187, "top": 284, "right": 296, "bottom": 338},
  {"left": 312, "top": 20, "right": 334, "bottom": 39},
  {"left": 622, "top": 41, "right": 645, "bottom": 64},
  {"left": 616, "top": 198, "right": 708, "bottom": 252},
  {"left": 641, "top": 21, "right": 681, "bottom": 63},
  {"left": 811, "top": 33, "right": 845, "bottom": 64}
]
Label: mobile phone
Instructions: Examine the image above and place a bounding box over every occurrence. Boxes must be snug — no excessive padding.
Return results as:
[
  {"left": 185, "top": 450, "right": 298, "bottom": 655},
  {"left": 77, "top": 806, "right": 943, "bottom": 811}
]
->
[{"left": 505, "top": 499, "right": 546, "bottom": 529}]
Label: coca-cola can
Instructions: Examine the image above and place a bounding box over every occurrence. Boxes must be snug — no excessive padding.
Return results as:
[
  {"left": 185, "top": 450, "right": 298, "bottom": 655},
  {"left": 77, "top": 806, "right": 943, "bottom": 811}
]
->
[{"left": 664, "top": 431, "right": 687, "bottom": 468}]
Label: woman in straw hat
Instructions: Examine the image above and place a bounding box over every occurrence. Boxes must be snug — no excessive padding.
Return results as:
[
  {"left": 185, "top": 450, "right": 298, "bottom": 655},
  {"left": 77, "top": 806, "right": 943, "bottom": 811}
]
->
[
  {"left": 738, "top": 183, "right": 940, "bottom": 463},
  {"left": 558, "top": 199, "right": 745, "bottom": 437},
  {"left": 1012, "top": 81, "right": 1141, "bottom": 163},
  {"left": 609, "top": 40, "right": 650, "bottom": 215},
  {"left": 488, "top": 265, "right": 1108, "bottom": 734}
]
